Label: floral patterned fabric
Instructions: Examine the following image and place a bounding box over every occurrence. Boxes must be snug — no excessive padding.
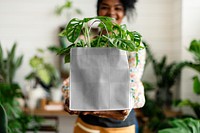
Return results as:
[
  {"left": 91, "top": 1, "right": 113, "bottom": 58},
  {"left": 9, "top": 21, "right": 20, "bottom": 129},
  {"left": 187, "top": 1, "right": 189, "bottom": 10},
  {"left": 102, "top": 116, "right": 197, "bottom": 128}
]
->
[{"left": 127, "top": 46, "right": 146, "bottom": 108}]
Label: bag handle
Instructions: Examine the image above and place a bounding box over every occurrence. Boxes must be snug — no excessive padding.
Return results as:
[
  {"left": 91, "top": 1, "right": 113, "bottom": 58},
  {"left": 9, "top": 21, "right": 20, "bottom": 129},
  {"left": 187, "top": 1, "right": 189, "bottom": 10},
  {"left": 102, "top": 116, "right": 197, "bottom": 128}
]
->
[{"left": 87, "top": 19, "right": 110, "bottom": 47}]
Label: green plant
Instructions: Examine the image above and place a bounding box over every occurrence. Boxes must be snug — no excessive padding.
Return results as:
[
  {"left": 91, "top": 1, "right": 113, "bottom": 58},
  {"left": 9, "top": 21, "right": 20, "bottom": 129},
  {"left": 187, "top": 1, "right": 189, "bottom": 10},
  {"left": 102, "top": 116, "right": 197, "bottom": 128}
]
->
[
  {"left": 25, "top": 48, "right": 61, "bottom": 92},
  {"left": 0, "top": 104, "right": 8, "bottom": 133},
  {"left": 143, "top": 41, "right": 187, "bottom": 107},
  {"left": 58, "top": 16, "right": 143, "bottom": 63},
  {"left": 0, "top": 43, "right": 42, "bottom": 133},
  {"left": 138, "top": 42, "right": 187, "bottom": 133},
  {"left": 158, "top": 118, "right": 200, "bottom": 133},
  {"left": 0, "top": 42, "right": 23, "bottom": 84},
  {"left": 186, "top": 39, "right": 200, "bottom": 92},
  {"left": 176, "top": 39, "right": 200, "bottom": 118},
  {"left": 55, "top": 0, "right": 82, "bottom": 17}
]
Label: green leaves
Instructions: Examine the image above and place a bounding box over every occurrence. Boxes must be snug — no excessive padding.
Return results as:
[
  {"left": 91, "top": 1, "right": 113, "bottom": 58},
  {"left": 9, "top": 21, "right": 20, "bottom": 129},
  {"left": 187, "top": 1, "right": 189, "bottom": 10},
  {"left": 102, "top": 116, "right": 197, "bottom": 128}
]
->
[
  {"left": 0, "top": 42, "right": 23, "bottom": 84},
  {"left": 29, "top": 56, "right": 43, "bottom": 68},
  {"left": 0, "top": 104, "right": 8, "bottom": 133},
  {"left": 26, "top": 48, "right": 61, "bottom": 88},
  {"left": 58, "top": 16, "right": 143, "bottom": 64},
  {"left": 61, "top": 18, "right": 84, "bottom": 43},
  {"left": 158, "top": 118, "right": 200, "bottom": 133},
  {"left": 193, "top": 76, "right": 200, "bottom": 94},
  {"left": 189, "top": 40, "right": 200, "bottom": 62}
]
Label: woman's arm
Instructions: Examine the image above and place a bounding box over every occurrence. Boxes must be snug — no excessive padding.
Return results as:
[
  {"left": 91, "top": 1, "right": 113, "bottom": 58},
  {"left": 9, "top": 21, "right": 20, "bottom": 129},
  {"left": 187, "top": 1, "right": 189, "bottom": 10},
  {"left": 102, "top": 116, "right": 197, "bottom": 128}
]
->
[{"left": 128, "top": 46, "right": 146, "bottom": 108}]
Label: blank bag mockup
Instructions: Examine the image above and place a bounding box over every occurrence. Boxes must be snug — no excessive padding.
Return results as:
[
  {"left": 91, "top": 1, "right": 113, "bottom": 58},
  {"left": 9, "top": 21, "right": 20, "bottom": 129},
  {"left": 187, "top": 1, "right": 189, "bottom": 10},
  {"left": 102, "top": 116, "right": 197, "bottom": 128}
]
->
[{"left": 69, "top": 47, "right": 130, "bottom": 111}]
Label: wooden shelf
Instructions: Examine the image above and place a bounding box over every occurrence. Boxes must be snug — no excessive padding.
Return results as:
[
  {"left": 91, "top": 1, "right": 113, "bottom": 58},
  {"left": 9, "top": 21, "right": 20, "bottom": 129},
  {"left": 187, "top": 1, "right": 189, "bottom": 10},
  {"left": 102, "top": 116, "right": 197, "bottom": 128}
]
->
[{"left": 23, "top": 108, "right": 68, "bottom": 116}]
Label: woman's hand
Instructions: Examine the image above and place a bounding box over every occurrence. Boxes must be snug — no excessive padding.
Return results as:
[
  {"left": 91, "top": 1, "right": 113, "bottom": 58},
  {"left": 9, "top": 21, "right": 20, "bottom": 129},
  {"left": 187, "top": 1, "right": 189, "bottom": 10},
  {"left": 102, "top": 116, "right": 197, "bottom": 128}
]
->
[
  {"left": 63, "top": 97, "right": 80, "bottom": 115},
  {"left": 62, "top": 79, "right": 130, "bottom": 120},
  {"left": 91, "top": 110, "right": 130, "bottom": 120}
]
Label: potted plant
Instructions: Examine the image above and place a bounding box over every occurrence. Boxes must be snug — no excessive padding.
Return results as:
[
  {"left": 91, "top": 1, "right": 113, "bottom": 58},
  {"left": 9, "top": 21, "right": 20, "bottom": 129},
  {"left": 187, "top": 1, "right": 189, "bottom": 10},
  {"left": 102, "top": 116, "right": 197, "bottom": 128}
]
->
[
  {"left": 176, "top": 39, "right": 200, "bottom": 119},
  {"left": 25, "top": 48, "right": 61, "bottom": 93},
  {"left": 0, "top": 42, "right": 42, "bottom": 133},
  {"left": 57, "top": 16, "right": 144, "bottom": 110},
  {"left": 58, "top": 16, "right": 143, "bottom": 62},
  {"left": 143, "top": 41, "right": 187, "bottom": 108}
]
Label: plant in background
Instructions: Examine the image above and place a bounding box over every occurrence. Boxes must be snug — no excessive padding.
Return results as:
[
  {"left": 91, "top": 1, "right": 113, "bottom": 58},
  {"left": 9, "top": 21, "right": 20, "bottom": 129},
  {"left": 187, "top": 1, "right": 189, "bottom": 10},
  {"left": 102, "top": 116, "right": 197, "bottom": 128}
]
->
[
  {"left": 0, "top": 43, "right": 42, "bottom": 133},
  {"left": 139, "top": 81, "right": 168, "bottom": 133},
  {"left": 58, "top": 16, "right": 143, "bottom": 63},
  {"left": 143, "top": 41, "right": 187, "bottom": 108},
  {"left": 55, "top": 0, "right": 82, "bottom": 18},
  {"left": 25, "top": 48, "right": 61, "bottom": 92},
  {"left": 158, "top": 118, "right": 200, "bottom": 133},
  {"left": 0, "top": 43, "right": 23, "bottom": 84},
  {"left": 176, "top": 39, "right": 200, "bottom": 119},
  {"left": 55, "top": 0, "right": 82, "bottom": 48},
  {"left": 0, "top": 104, "right": 8, "bottom": 133},
  {"left": 138, "top": 42, "right": 188, "bottom": 133}
]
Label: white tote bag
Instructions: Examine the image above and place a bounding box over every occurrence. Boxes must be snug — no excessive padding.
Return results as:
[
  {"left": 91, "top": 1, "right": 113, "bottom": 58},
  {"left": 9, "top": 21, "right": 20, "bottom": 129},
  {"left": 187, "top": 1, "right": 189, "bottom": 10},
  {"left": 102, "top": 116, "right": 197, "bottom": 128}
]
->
[{"left": 69, "top": 47, "right": 130, "bottom": 111}]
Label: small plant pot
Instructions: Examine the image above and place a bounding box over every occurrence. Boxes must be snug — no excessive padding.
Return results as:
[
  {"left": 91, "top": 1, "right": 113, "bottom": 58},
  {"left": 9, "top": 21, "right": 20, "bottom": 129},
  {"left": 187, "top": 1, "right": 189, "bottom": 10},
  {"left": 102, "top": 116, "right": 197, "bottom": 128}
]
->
[{"left": 51, "top": 88, "right": 62, "bottom": 102}]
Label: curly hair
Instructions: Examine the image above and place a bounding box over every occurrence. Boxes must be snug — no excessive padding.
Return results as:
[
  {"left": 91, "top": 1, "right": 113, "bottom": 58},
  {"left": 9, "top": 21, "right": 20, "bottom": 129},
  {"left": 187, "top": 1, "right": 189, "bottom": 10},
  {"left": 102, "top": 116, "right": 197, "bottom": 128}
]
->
[{"left": 96, "top": 0, "right": 138, "bottom": 21}]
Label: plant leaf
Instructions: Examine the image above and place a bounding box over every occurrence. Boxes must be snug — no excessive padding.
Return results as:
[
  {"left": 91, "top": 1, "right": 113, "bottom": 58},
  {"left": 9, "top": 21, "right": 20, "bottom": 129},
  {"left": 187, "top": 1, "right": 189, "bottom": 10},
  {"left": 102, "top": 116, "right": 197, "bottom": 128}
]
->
[
  {"left": 193, "top": 76, "right": 200, "bottom": 94},
  {"left": 0, "top": 104, "right": 8, "bottom": 133},
  {"left": 189, "top": 40, "right": 200, "bottom": 62},
  {"left": 64, "top": 18, "right": 84, "bottom": 43}
]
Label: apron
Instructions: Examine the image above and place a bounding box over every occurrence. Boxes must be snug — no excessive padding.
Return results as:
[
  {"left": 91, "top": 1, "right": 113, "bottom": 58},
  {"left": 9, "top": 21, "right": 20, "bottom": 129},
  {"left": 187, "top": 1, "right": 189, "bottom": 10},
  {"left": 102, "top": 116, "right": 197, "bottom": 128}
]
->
[{"left": 74, "top": 117, "right": 135, "bottom": 133}]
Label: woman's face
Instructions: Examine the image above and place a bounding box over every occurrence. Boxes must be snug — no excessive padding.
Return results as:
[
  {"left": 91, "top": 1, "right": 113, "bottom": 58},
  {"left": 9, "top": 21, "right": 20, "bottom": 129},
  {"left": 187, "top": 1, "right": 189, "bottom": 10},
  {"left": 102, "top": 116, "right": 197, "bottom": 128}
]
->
[{"left": 98, "top": 0, "right": 125, "bottom": 24}]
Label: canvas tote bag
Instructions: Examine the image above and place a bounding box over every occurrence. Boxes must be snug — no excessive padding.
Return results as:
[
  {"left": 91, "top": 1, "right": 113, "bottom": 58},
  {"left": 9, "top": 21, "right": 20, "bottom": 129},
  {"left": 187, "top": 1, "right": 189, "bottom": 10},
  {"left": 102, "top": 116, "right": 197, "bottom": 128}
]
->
[{"left": 69, "top": 47, "right": 130, "bottom": 111}]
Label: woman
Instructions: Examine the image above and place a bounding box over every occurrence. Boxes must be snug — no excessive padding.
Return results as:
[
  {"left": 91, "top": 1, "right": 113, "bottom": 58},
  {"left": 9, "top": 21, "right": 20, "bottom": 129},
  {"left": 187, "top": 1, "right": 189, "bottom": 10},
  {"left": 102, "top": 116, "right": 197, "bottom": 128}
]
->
[{"left": 62, "top": 0, "right": 145, "bottom": 132}]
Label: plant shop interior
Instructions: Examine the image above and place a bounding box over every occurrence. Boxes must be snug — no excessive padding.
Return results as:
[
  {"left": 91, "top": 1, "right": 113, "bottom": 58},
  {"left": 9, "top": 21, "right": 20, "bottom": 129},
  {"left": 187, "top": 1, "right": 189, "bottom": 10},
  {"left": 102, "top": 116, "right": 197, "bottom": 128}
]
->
[{"left": 0, "top": 0, "right": 200, "bottom": 133}]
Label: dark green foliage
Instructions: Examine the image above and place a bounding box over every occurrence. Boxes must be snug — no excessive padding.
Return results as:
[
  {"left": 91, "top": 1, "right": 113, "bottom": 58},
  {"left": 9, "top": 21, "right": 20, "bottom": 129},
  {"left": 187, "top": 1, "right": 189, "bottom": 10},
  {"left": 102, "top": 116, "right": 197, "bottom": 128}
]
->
[
  {"left": 175, "top": 39, "right": 200, "bottom": 119},
  {"left": 0, "top": 78, "right": 42, "bottom": 133},
  {"left": 158, "top": 118, "right": 200, "bottom": 133},
  {"left": 0, "top": 104, "right": 8, "bottom": 133},
  {"left": 143, "top": 41, "right": 187, "bottom": 107},
  {"left": 0, "top": 43, "right": 42, "bottom": 133},
  {"left": 139, "top": 42, "right": 187, "bottom": 132},
  {"left": 58, "top": 16, "right": 143, "bottom": 63}
]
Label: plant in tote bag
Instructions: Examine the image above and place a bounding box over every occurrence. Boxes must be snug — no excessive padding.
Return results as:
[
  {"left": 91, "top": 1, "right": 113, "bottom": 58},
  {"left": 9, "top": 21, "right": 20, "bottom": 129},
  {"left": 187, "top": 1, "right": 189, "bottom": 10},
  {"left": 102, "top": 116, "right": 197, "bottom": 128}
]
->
[{"left": 58, "top": 16, "right": 144, "bottom": 111}]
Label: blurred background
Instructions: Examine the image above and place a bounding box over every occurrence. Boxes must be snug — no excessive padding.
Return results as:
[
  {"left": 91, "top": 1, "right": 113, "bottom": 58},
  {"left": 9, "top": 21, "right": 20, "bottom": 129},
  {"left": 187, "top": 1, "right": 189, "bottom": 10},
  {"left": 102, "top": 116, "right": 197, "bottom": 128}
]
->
[{"left": 0, "top": 0, "right": 200, "bottom": 133}]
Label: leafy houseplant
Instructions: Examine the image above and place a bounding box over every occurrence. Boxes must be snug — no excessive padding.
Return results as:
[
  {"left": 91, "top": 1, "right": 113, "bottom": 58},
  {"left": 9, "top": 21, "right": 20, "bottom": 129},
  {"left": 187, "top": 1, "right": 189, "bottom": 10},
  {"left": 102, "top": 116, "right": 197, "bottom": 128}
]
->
[
  {"left": 25, "top": 48, "right": 61, "bottom": 92},
  {"left": 58, "top": 16, "right": 144, "bottom": 63},
  {"left": 143, "top": 42, "right": 187, "bottom": 108},
  {"left": 138, "top": 42, "right": 187, "bottom": 133},
  {"left": 0, "top": 43, "right": 23, "bottom": 84},
  {"left": 176, "top": 39, "right": 200, "bottom": 119},
  {"left": 0, "top": 43, "right": 42, "bottom": 133},
  {"left": 158, "top": 118, "right": 200, "bottom": 133}
]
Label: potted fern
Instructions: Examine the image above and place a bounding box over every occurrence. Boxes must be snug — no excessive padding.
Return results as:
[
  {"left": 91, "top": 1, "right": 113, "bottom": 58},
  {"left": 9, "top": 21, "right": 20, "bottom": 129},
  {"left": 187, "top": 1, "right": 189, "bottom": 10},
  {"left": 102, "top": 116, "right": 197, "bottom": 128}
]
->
[{"left": 58, "top": 16, "right": 144, "bottom": 111}]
